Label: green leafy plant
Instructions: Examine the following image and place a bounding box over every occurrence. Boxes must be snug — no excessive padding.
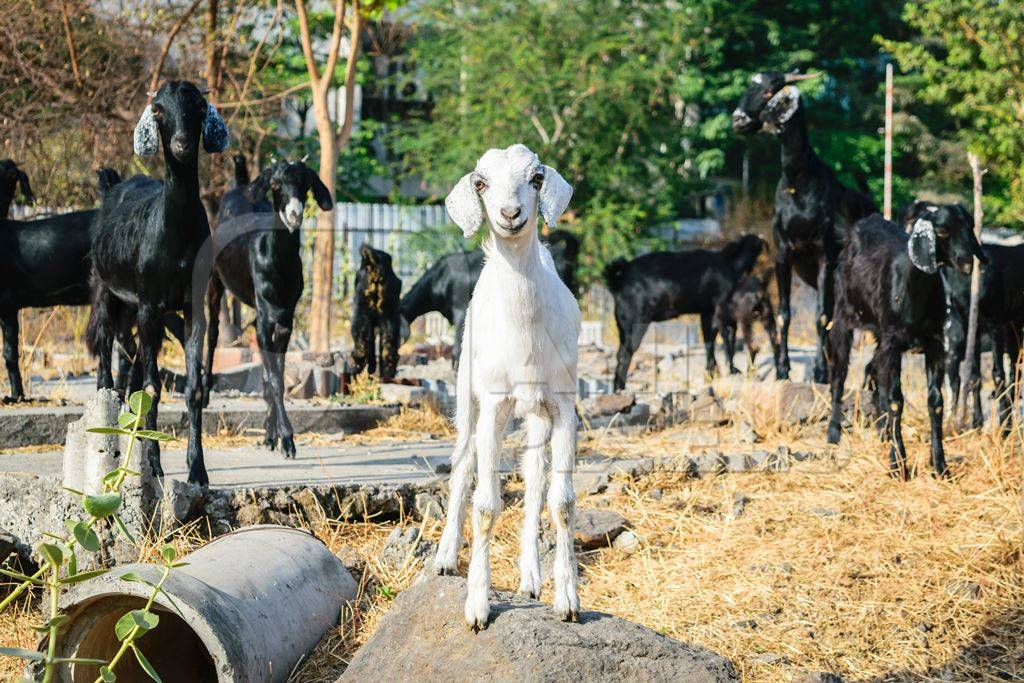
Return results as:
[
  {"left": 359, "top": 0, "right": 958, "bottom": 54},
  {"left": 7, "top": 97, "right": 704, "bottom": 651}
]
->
[{"left": 0, "top": 391, "right": 180, "bottom": 683}]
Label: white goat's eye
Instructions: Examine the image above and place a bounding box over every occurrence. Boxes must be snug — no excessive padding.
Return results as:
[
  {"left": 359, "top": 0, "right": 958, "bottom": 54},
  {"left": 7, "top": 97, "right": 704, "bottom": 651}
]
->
[
  {"left": 473, "top": 177, "right": 487, "bottom": 192},
  {"left": 530, "top": 172, "right": 544, "bottom": 189}
]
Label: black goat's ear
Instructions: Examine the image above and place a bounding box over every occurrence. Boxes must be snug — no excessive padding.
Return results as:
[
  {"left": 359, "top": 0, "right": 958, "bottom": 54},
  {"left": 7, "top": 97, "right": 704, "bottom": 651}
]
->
[
  {"left": 249, "top": 167, "right": 273, "bottom": 200},
  {"left": 307, "top": 168, "right": 334, "bottom": 211},
  {"left": 956, "top": 204, "right": 988, "bottom": 264},
  {"left": 908, "top": 217, "right": 940, "bottom": 274},
  {"left": 134, "top": 105, "right": 159, "bottom": 156},
  {"left": 761, "top": 86, "right": 801, "bottom": 131},
  {"left": 202, "top": 103, "right": 230, "bottom": 153},
  {"left": 16, "top": 171, "right": 34, "bottom": 204}
]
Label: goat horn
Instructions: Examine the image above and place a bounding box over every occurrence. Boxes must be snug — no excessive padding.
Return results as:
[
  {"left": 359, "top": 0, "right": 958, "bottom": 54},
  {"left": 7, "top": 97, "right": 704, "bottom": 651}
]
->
[
  {"left": 300, "top": 153, "right": 310, "bottom": 163},
  {"left": 785, "top": 72, "right": 823, "bottom": 83},
  {"left": 146, "top": 90, "right": 157, "bottom": 98}
]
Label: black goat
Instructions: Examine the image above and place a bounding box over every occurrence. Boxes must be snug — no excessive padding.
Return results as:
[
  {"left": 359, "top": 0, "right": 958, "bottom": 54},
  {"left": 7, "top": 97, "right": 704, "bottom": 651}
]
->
[
  {"left": 204, "top": 160, "right": 332, "bottom": 458},
  {"left": 604, "top": 234, "right": 766, "bottom": 391},
  {"left": 232, "top": 152, "right": 250, "bottom": 187},
  {"left": 351, "top": 243, "right": 403, "bottom": 381},
  {"left": 733, "top": 71, "right": 877, "bottom": 383},
  {"left": 89, "top": 80, "right": 229, "bottom": 485},
  {"left": 399, "top": 230, "right": 580, "bottom": 362},
  {"left": 0, "top": 160, "right": 34, "bottom": 218},
  {"left": 826, "top": 206, "right": 985, "bottom": 479},
  {"left": 713, "top": 274, "right": 779, "bottom": 374},
  {"left": 0, "top": 208, "right": 95, "bottom": 401}
]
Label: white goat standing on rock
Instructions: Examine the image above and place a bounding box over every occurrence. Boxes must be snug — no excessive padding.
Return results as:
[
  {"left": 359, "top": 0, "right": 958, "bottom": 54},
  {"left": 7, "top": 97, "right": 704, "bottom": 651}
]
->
[{"left": 432, "top": 144, "right": 579, "bottom": 629}]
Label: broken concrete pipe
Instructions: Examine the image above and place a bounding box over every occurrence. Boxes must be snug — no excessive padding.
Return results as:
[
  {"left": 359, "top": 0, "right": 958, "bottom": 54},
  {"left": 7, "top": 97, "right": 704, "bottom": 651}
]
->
[{"left": 47, "top": 525, "right": 356, "bottom": 682}]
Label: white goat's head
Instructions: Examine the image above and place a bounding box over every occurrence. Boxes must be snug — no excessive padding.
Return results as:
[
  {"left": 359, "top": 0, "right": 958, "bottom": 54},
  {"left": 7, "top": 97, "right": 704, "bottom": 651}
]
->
[{"left": 445, "top": 144, "right": 572, "bottom": 241}]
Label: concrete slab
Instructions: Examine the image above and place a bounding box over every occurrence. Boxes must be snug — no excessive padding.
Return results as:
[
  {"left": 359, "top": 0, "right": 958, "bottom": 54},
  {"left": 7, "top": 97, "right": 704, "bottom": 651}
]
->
[
  {"left": 0, "top": 400, "right": 399, "bottom": 448},
  {"left": 0, "top": 440, "right": 641, "bottom": 491}
]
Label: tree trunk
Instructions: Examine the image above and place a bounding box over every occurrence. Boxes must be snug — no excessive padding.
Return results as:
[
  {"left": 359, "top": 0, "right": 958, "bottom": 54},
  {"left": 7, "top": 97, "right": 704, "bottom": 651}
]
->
[
  {"left": 308, "top": 103, "right": 339, "bottom": 353},
  {"left": 956, "top": 152, "right": 985, "bottom": 426}
]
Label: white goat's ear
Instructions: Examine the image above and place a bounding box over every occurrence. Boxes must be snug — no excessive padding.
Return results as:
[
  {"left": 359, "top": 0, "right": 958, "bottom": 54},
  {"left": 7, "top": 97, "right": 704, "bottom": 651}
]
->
[
  {"left": 133, "top": 105, "right": 159, "bottom": 157},
  {"left": 908, "top": 217, "right": 939, "bottom": 274},
  {"left": 539, "top": 165, "right": 573, "bottom": 228},
  {"left": 445, "top": 173, "right": 483, "bottom": 238},
  {"left": 202, "top": 103, "right": 230, "bottom": 153},
  {"left": 761, "top": 86, "right": 801, "bottom": 130}
]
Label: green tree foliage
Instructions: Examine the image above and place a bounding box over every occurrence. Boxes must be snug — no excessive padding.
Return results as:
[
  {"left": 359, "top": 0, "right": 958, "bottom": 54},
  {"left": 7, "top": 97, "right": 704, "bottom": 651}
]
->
[
  {"left": 882, "top": 1, "right": 1024, "bottom": 223},
  {"left": 395, "top": 0, "right": 910, "bottom": 282}
]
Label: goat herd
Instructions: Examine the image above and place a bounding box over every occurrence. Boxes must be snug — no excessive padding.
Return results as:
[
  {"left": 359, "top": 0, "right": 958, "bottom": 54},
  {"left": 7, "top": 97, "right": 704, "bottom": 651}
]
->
[{"left": 0, "top": 71, "right": 1020, "bottom": 497}]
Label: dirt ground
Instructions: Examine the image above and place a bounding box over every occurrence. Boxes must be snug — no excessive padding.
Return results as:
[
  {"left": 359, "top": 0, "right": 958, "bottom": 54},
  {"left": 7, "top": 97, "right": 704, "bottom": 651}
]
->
[{"left": 2, "top": 377, "right": 1022, "bottom": 682}]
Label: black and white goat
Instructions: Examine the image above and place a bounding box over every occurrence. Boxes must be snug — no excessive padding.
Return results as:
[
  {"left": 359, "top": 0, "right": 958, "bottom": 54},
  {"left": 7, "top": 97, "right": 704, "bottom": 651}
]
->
[
  {"left": 604, "top": 234, "right": 766, "bottom": 391},
  {"left": 204, "top": 160, "right": 332, "bottom": 458},
  {"left": 350, "top": 243, "right": 402, "bottom": 381},
  {"left": 0, "top": 160, "right": 34, "bottom": 217},
  {"left": 826, "top": 205, "right": 985, "bottom": 479},
  {"left": 399, "top": 230, "right": 580, "bottom": 363},
  {"left": 733, "top": 71, "right": 878, "bottom": 382},
  {"left": 89, "top": 80, "right": 229, "bottom": 485}
]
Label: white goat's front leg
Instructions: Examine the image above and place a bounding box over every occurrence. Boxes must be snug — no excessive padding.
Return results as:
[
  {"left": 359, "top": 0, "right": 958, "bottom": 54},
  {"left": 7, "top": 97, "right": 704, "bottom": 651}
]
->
[
  {"left": 548, "top": 397, "right": 579, "bottom": 621},
  {"left": 465, "top": 394, "right": 510, "bottom": 630},
  {"left": 518, "top": 410, "right": 550, "bottom": 599},
  {"left": 433, "top": 367, "right": 477, "bottom": 575}
]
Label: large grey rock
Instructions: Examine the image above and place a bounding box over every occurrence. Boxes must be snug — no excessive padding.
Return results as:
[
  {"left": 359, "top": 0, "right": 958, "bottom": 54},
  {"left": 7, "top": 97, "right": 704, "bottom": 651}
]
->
[
  {"left": 379, "top": 526, "right": 436, "bottom": 570},
  {"left": 340, "top": 575, "right": 738, "bottom": 682}
]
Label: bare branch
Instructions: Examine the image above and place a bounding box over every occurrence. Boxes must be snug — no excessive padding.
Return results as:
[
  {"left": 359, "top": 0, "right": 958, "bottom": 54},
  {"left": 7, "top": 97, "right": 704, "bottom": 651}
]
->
[
  {"left": 337, "top": 0, "right": 362, "bottom": 147},
  {"left": 294, "top": 0, "right": 323, "bottom": 87},
  {"left": 321, "top": 0, "right": 349, "bottom": 97},
  {"left": 58, "top": 0, "right": 82, "bottom": 89},
  {"left": 150, "top": 0, "right": 206, "bottom": 95}
]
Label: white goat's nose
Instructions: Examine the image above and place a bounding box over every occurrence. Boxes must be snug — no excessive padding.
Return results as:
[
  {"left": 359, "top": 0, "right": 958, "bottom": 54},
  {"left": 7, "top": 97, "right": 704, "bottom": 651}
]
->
[{"left": 500, "top": 206, "right": 522, "bottom": 221}]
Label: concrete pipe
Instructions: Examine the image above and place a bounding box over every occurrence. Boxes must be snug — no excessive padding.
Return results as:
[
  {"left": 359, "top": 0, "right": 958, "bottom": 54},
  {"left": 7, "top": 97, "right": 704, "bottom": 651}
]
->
[{"left": 48, "top": 525, "right": 356, "bottom": 682}]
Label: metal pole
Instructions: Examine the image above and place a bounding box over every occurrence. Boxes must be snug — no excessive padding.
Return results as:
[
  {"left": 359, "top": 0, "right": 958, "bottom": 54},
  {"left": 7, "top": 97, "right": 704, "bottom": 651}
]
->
[{"left": 883, "top": 63, "right": 893, "bottom": 220}]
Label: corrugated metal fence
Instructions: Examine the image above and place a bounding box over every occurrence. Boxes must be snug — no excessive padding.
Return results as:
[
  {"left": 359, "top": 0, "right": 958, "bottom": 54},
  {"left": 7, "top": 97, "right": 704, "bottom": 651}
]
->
[{"left": 334, "top": 202, "right": 451, "bottom": 281}]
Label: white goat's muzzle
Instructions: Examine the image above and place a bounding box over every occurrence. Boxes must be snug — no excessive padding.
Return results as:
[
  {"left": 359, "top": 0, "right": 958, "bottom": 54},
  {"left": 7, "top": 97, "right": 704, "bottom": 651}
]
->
[{"left": 280, "top": 197, "right": 304, "bottom": 232}]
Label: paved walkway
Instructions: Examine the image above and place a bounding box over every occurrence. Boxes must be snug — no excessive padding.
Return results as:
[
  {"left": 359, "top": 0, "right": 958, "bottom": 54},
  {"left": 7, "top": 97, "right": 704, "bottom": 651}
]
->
[{"left": 0, "top": 439, "right": 638, "bottom": 490}]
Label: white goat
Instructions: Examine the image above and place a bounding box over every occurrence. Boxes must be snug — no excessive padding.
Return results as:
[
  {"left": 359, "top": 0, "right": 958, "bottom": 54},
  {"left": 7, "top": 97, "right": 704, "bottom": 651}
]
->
[{"left": 432, "top": 144, "right": 579, "bottom": 629}]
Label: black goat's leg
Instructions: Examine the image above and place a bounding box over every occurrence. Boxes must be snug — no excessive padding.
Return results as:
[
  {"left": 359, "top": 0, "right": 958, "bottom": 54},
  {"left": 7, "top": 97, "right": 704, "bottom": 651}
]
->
[
  {"left": 945, "top": 314, "right": 965, "bottom": 408},
  {"left": 924, "top": 338, "right": 948, "bottom": 477},
  {"left": 265, "top": 315, "right": 295, "bottom": 459},
  {"left": 993, "top": 327, "right": 1014, "bottom": 437},
  {"left": 970, "top": 333, "right": 984, "bottom": 429},
  {"left": 203, "top": 274, "right": 225, "bottom": 408},
  {"left": 182, "top": 304, "right": 208, "bottom": 486},
  {"left": 877, "top": 346, "right": 908, "bottom": 480},
  {"left": 774, "top": 252, "right": 793, "bottom": 380},
  {"left": 367, "top": 324, "right": 378, "bottom": 377},
  {"left": 826, "top": 317, "right": 852, "bottom": 445},
  {"left": 722, "top": 323, "right": 739, "bottom": 375},
  {"left": 136, "top": 304, "right": 165, "bottom": 479},
  {"left": 0, "top": 311, "right": 24, "bottom": 402},
  {"left": 380, "top": 315, "right": 401, "bottom": 381},
  {"left": 256, "top": 314, "right": 279, "bottom": 452},
  {"left": 349, "top": 311, "right": 370, "bottom": 376},
  {"left": 740, "top": 320, "right": 756, "bottom": 372},
  {"left": 699, "top": 311, "right": 718, "bottom": 380},
  {"left": 813, "top": 255, "right": 836, "bottom": 384},
  {"left": 613, "top": 310, "right": 648, "bottom": 393}
]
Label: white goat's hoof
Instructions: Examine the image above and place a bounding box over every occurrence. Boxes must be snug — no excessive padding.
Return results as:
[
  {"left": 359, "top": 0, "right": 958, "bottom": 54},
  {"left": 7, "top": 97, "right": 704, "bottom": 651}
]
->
[
  {"left": 553, "top": 589, "right": 580, "bottom": 622},
  {"left": 465, "top": 592, "right": 491, "bottom": 631},
  {"left": 517, "top": 570, "right": 541, "bottom": 599},
  {"left": 433, "top": 559, "right": 458, "bottom": 576}
]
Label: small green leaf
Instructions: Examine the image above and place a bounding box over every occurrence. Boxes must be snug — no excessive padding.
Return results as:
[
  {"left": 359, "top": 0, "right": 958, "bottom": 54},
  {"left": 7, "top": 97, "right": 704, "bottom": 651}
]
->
[
  {"left": 38, "top": 543, "right": 62, "bottom": 567},
  {"left": 132, "top": 644, "right": 162, "bottom": 682},
  {"left": 63, "top": 568, "right": 109, "bottom": 584},
  {"left": 129, "top": 391, "right": 153, "bottom": 416},
  {"left": 0, "top": 567, "right": 44, "bottom": 585},
  {"left": 118, "top": 412, "right": 138, "bottom": 429},
  {"left": 83, "top": 493, "right": 122, "bottom": 518},
  {"left": 112, "top": 514, "right": 137, "bottom": 545},
  {"left": 0, "top": 647, "right": 45, "bottom": 661},
  {"left": 135, "top": 430, "right": 176, "bottom": 442},
  {"left": 86, "top": 427, "right": 132, "bottom": 436},
  {"left": 115, "top": 609, "right": 158, "bottom": 640},
  {"left": 103, "top": 469, "right": 123, "bottom": 484},
  {"left": 29, "top": 614, "right": 67, "bottom": 632},
  {"left": 159, "top": 544, "right": 176, "bottom": 564},
  {"left": 99, "top": 665, "right": 117, "bottom": 682},
  {"left": 71, "top": 520, "right": 100, "bottom": 552}
]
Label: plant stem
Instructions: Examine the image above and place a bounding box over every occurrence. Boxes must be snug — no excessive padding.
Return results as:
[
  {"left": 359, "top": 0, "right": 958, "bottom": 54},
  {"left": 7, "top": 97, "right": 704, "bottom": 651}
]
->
[
  {"left": 42, "top": 565, "right": 60, "bottom": 683},
  {"left": 92, "top": 564, "right": 170, "bottom": 683}
]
